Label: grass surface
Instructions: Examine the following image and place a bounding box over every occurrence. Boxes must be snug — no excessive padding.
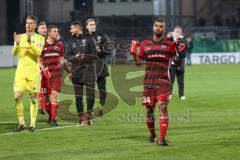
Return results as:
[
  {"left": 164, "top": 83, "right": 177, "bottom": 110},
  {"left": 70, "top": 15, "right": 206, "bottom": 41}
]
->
[{"left": 0, "top": 64, "right": 240, "bottom": 160}]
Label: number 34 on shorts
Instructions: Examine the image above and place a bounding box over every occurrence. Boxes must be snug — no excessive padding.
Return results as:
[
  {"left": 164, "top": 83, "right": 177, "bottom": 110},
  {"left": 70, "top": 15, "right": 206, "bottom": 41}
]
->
[{"left": 142, "top": 96, "right": 156, "bottom": 106}]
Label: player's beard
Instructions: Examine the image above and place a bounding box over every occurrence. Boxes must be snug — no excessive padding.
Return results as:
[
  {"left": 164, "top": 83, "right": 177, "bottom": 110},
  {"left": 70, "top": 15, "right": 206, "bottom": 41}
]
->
[{"left": 154, "top": 32, "right": 163, "bottom": 38}]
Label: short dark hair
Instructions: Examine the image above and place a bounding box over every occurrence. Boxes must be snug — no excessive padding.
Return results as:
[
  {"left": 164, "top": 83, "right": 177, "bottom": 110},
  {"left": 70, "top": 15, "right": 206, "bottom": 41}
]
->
[
  {"left": 26, "top": 15, "right": 38, "bottom": 24},
  {"left": 71, "top": 20, "right": 82, "bottom": 27},
  {"left": 47, "top": 25, "right": 58, "bottom": 33},
  {"left": 38, "top": 21, "right": 46, "bottom": 27},
  {"left": 154, "top": 18, "right": 165, "bottom": 24}
]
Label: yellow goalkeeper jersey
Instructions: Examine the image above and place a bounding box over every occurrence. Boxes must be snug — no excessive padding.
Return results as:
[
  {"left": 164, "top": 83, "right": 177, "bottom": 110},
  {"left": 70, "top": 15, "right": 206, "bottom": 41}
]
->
[{"left": 12, "top": 33, "right": 45, "bottom": 70}]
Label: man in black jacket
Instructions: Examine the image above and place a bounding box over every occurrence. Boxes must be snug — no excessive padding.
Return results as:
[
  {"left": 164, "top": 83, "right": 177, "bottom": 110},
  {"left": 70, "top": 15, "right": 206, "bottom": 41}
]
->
[
  {"left": 66, "top": 21, "right": 97, "bottom": 125},
  {"left": 85, "top": 19, "right": 110, "bottom": 116},
  {"left": 167, "top": 26, "right": 186, "bottom": 100}
]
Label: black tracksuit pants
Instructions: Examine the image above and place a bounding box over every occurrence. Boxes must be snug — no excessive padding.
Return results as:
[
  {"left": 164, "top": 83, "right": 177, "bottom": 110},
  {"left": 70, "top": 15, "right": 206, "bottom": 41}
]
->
[
  {"left": 73, "top": 80, "right": 95, "bottom": 115},
  {"left": 170, "top": 67, "right": 185, "bottom": 98},
  {"left": 97, "top": 77, "right": 107, "bottom": 106}
]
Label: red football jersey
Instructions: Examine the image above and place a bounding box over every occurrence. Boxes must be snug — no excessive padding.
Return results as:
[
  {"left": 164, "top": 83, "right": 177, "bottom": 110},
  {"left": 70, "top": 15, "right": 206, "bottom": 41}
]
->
[
  {"left": 41, "top": 41, "right": 64, "bottom": 78},
  {"left": 138, "top": 38, "right": 176, "bottom": 88}
]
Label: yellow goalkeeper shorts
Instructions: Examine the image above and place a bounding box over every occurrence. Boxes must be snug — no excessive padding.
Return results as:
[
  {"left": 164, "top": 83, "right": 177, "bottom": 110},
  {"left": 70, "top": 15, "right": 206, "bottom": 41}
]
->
[{"left": 14, "top": 68, "right": 40, "bottom": 93}]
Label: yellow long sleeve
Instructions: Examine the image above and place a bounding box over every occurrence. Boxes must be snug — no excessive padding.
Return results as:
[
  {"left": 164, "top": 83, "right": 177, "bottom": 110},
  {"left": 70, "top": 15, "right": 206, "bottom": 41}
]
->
[
  {"left": 29, "top": 36, "right": 44, "bottom": 57},
  {"left": 11, "top": 33, "right": 45, "bottom": 70},
  {"left": 12, "top": 42, "right": 20, "bottom": 56}
]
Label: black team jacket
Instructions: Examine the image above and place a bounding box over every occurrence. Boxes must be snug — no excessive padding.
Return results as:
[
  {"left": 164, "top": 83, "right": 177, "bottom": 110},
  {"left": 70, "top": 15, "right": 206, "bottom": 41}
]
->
[
  {"left": 85, "top": 32, "right": 110, "bottom": 78},
  {"left": 66, "top": 34, "right": 97, "bottom": 83}
]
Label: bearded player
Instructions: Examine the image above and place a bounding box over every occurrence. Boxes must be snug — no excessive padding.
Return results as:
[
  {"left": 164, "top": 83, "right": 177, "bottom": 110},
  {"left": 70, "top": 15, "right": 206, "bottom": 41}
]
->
[
  {"left": 130, "top": 19, "right": 186, "bottom": 146},
  {"left": 39, "top": 25, "right": 64, "bottom": 126}
]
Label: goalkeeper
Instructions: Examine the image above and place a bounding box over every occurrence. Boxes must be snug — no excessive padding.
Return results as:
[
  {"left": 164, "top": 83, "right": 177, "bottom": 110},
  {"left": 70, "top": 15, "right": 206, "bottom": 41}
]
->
[{"left": 12, "top": 15, "right": 45, "bottom": 132}]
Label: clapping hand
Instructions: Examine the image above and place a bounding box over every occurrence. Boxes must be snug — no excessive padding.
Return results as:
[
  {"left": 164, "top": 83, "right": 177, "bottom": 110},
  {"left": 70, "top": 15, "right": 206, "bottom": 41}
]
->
[{"left": 13, "top": 32, "right": 20, "bottom": 44}]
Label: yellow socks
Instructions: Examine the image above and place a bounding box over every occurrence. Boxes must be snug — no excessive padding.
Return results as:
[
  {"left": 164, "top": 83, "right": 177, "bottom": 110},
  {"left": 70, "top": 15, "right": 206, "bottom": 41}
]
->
[
  {"left": 16, "top": 98, "right": 25, "bottom": 126},
  {"left": 30, "top": 99, "right": 38, "bottom": 128}
]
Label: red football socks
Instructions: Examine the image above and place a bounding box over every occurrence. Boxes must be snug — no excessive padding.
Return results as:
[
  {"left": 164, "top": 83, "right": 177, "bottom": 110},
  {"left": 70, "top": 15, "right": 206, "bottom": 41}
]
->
[
  {"left": 50, "top": 102, "right": 58, "bottom": 121},
  {"left": 159, "top": 115, "right": 169, "bottom": 141},
  {"left": 146, "top": 114, "right": 156, "bottom": 138}
]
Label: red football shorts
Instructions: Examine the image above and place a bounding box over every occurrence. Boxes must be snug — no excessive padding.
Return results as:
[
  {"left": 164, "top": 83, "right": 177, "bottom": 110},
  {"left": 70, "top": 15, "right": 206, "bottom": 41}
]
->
[
  {"left": 40, "top": 74, "right": 62, "bottom": 94},
  {"left": 142, "top": 86, "right": 170, "bottom": 106}
]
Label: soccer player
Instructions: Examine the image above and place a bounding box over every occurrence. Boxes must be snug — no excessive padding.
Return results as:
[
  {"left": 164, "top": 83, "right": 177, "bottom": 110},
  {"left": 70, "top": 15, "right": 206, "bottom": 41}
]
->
[
  {"left": 168, "top": 26, "right": 187, "bottom": 100},
  {"left": 12, "top": 15, "right": 45, "bottom": 132},
  {"left": 40, "top": 25, "right": 64, "bottom": 126},
  {"left": 85, "top": 19, "right": 110, "bottom": 116},
  {"left": 37, "top": 21, "right": 47, "bottom": 37},
  {"left": 130, "top": 19, "right": 185, "bottom": 146},
  {"left": 66, "top": 21, "right": 97, "bottom": 125},
  {"left": 37, "top": 21, "right": 50, "bottom": 115}
]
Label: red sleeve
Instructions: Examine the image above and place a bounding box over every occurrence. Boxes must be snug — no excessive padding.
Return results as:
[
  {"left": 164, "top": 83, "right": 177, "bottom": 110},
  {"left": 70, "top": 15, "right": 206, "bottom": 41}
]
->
[
  {"left": 40, "top": 43, "right": 46, "bottom": 59},
  {"left": 58, "top": 42, "right": 64, "bottom": 57},
  {"left": 169, "top": 41, "right": 177, "bottom": 57},
  {"left": 137, "top": 41, "right": 145, "bottom": 60}
]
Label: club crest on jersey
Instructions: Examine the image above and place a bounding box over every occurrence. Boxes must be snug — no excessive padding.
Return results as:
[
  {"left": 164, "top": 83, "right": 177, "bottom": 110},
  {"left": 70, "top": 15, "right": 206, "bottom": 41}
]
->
[
  {"left": 97, "top": 36, "right": 102, "bottom": 42},
  {"left": 160, "top": 45, "right": 167, "bottom": 50},
  {"left": 82, "top": 39, "right": 86, "bottom": 46},
  {"left": 37, "top": 42, "right": 43, "bottom": 47},
  {"left": 72, "top": 43, "right": 77, "bottom": 48},
  {"left": 54, "top": 46, "right": 59, "bottom": 49}
]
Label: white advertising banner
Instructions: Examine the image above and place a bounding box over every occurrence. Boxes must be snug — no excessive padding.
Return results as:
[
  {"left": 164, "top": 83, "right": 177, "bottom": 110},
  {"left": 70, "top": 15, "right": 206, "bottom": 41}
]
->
[
  {"left": 0, "top": 45, "right": 18, "bottom": 67},
  {"left": 191, "top": 53, "right": 240, "bottom": 64}
]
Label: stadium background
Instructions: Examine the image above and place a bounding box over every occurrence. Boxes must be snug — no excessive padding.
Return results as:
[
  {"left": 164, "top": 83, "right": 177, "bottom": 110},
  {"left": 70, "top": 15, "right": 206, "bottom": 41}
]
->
[
  {"left": 1, "top": 0, "right": 240, "bottom": 66},
  {"left": 0, "top": 0, "right": 240, "bottom": 160}
]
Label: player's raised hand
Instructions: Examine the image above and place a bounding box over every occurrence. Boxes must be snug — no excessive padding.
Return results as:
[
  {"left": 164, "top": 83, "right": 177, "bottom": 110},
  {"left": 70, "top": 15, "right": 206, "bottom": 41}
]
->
[
  {"left": 130, "top": 40, "right": 139, "bottom": 56},
  {"left": 178, "top": 42, "right": 185, "bottom": 52},
  {"left": 13, "top": 32, "right": 20, "bottom": 44},
  {"left": 167, "top": 32, "right": 173, "bottom": 38}
]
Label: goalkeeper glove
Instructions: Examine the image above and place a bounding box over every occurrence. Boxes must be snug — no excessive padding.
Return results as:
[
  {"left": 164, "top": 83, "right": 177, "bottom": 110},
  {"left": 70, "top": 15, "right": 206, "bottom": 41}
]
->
[{"left": 130, "top": 40, "right": 140, "bottom": 56}]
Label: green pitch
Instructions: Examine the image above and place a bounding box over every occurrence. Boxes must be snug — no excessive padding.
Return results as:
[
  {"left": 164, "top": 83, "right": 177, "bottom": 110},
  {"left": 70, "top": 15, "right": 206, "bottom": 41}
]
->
[{"left": 0, "top": 64, "right": 240, "bottom": 160}]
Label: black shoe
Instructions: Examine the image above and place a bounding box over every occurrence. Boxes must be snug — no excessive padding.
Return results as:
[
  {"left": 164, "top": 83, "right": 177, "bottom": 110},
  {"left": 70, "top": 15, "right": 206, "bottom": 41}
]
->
[
  {"left": 159, "top": 139, "right": 168, "bottom": 146},
  {"left": 87, "top": 119, "right": 93, "bottom": 126},
  {"left": 98, "top": 109, "right": 103, "bottom": 117},
  {"left": 50, "top": 120, "right": 58, "bottom": 127},
  {"left": 47, "top": 119, "right": 51, "bottom": 124},
  {"left": 39, "top": 108, "right": 48, "bottom": 115},
  {"left": 28, "top": 126, "right": 35, "bottom": 132},
  {"left": 149, "top": 136, "right": 157, "bottom": 143},
  {"left": 13, "top": 125, "right": 26, "bottom": 132}
]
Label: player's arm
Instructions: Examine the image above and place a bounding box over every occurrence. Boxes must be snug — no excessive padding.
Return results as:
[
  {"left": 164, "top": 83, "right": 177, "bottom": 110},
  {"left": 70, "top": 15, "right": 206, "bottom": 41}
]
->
[
  {"left": 65, "top": 41, "right": 77, "bottom": 63},
  {"left": 98, "top": 33, "right": 110, "bottom": 57},
  {"left": 29, "top": 36, "right": 45, "bottom": 57},
  {"left": 172, "top": 40, "right": 186, "bottom": 67},
  {"left": 59, "top": 42, "right": 71, "bottom": 77},
  {"left": 59, "top": 42, "right": 65, "bottom": 65},
  {"left": 12, "top": 32, "right": 20, "bottom": 56},
  {"left": 131, "top": 40, "right": 143, "bottom": 66}
]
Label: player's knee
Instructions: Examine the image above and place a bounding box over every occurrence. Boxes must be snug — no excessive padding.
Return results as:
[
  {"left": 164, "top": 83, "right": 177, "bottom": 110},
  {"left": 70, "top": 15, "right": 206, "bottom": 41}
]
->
[
  {"left": 15, "top": 97, "right": 22, "bottom": 102},
  {"left": 30, "top": 97, "right": 37, "bottom": 104},
  {"left": 146, "top": 106, "right": 155, "bottom": 118},
  {"left": 14, "top": 92, "right": 23, "bottom": 100},
  {"left": 159, "top": 102, "right": 168, "bottom": 110},
  {"left": 30, "top": 92, "right": 37, "bottom": 99}
]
